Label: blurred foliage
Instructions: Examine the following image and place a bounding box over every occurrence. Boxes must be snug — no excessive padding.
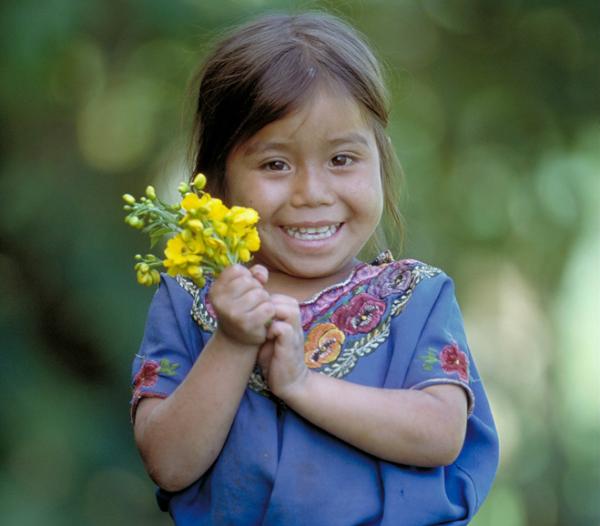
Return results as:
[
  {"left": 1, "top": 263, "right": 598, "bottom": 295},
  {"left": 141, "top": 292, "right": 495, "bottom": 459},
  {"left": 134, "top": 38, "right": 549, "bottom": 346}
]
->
[{"left": 0, "top": 0, "right": 598, "bottom": 524}]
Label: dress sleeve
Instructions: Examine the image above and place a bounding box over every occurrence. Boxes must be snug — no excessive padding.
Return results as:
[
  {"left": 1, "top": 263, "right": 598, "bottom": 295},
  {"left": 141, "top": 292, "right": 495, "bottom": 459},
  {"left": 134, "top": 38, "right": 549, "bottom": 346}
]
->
[
  {"left": 129, "top": 274, "right": 203, "bottom": 422},
  {"left": 403, "top": 275, "right": 476, "bottom": 416}
]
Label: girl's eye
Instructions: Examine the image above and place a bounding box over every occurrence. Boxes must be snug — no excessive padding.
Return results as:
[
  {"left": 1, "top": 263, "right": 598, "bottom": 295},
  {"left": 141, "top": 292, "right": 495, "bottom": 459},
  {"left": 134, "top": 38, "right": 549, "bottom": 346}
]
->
[
  {"left": 263, "top": 160, "right": 290, "bottom": 171},
  {"left": 330, "top": 154, "right": 354, "bottom": 167}
]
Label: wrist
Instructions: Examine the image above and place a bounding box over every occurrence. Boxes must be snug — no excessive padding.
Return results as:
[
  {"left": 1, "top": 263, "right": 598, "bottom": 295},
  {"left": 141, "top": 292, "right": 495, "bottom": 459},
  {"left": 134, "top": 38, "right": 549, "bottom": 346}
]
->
[
  {"left": 276, "top": 368, "right": 313, "bottom": 406},
  {"left": 211, "top": 328, "right": 260, "bottom": 357}
]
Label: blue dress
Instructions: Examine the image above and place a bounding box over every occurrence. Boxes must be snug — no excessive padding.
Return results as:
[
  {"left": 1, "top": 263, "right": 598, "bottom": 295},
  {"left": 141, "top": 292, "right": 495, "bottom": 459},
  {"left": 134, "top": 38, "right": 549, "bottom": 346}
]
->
[{"left": 131, "top": 256, "right": 499, "bottom": 525}]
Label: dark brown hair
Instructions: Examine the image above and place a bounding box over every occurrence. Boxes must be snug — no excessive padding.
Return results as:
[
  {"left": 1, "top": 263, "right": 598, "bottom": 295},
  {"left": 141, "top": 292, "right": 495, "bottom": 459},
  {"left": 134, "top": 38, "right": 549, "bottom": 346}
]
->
[{"left": 189, "top": 12, "right": 404, "bottom": 254}]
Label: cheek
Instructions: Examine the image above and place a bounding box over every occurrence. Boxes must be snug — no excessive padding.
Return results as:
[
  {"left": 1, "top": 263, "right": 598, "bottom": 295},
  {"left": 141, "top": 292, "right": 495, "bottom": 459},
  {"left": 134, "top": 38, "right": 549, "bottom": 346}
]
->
[{"left": 352, "top": 174, "right": 384, "bottom": 218}]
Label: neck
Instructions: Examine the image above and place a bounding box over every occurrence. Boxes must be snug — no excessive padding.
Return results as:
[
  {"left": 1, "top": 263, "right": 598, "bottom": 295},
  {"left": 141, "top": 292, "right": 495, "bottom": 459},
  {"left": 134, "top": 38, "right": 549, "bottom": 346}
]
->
[{"left": 262, "top": 259, "right": 362, "bottom": 303}]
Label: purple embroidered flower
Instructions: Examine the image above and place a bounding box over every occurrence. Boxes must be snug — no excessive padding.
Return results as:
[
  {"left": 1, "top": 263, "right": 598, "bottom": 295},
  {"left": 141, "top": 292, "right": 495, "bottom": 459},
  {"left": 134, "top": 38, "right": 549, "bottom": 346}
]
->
[
  {"left": 331, "top": 293, "right": 386, "bottom": 334},
  {"left": 367, "top": 262, "right": 415, "bottom": 298},
  {"left": 440, "top": 343, "right": 469, "bottom": 381},
  {"left": 133, "top": 360, "right": 161, "bottom": 390}
]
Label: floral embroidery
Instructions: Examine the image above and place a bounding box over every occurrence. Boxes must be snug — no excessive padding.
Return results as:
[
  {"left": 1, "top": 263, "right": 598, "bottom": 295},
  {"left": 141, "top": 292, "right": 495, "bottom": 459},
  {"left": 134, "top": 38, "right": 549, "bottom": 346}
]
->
[
  {"left": 177, "top": 255, "right": 443, "bottom": 397},
  {"left": 420, "top": 349, "right": 439, "bottom": 372},
  {"left": 331, "top": 293, "right": 386, "bottom": 335},
  {"left": 133, "top": 360, "right": 161, "bottom": 390},
  {"left": 420, "top": 343, "right": 469, "bottom": 382},
  {"left": 440, "top": 343, "right": 469, "bottom": 381},
  {"left": 132, "top": 358, "right": 180, "bottom": 393},
  {"left": 304, "top": 323, "right": 345, "bottom": 368},
  {"left": 300, "top": 264, "right": 383, "bottom": 330},
  {"left": 367, "top": 261, "right": 415, "bottom": 298}
]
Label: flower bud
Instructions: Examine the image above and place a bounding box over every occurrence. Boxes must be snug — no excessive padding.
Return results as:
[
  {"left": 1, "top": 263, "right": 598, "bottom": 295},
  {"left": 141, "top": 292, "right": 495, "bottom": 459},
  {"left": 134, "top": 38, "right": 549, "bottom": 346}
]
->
[
  {"left": 181, "top": 229, "right": 192, "bottom": 241},
  {"left": 150, "top": 270, "right": 161, "bottom": 285},
  {"left": 178, "top": 182, "right": 190, "bottom": 195},
  {"left": 137, "top": 271, "right": 152, "bottom": 286},
  {"left": 145, "top": 185, "right": 157, "bottom": 200},
  {"left": 122, "top": 194, "right": 136, "bottom": 205},
  {"left": 126, "top": 216, "right": 144, "bottom": 229},
  {"left": 187, "top": 265, "right": 204, "bottom": 280},
  {"left": 192, "top": 173, "right": 207, "bottom": 192}
]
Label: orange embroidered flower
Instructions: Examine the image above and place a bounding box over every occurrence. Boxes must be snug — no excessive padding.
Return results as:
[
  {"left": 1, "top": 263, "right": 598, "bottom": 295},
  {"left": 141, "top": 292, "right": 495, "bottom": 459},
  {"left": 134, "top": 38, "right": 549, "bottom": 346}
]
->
[{"left": 304, "top": 323, "right": 345, "bottom": 368}]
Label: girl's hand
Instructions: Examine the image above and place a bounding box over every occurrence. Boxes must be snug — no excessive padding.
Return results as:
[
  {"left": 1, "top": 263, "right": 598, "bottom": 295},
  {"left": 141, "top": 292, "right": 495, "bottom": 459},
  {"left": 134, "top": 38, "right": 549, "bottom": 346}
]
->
[
  {"left": 209, "top": 264, "right": 274, "bottom": 347},
  {"left": 257, "top": 295, "right": 309, "bottom": 400}
]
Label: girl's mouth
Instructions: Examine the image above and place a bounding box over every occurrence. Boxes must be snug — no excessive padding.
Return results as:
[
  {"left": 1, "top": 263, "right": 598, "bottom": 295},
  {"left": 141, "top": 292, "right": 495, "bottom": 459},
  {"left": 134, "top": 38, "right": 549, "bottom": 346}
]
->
[{"left": 281, "top": 223, "right": 342, "bottom": 241}]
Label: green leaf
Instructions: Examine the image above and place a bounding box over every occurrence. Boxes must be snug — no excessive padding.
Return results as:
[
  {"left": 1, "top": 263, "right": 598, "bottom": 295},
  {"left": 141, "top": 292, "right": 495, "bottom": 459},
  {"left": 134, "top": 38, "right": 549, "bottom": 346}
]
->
[{"left": 159, "top": 359, "right": 180, "bottom": 376}]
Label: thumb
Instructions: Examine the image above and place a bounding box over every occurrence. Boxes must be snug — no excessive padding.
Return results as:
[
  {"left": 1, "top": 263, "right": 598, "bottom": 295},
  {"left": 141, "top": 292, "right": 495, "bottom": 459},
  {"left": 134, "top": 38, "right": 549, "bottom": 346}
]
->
[{"left": 249, "top": 264, "right": 269, "bottom": 286}]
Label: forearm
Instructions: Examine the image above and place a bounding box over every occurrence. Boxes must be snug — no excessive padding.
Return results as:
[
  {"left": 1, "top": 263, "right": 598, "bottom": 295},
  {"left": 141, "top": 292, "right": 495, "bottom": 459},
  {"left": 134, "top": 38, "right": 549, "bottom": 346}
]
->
[
  {"left": 281, "top": 373, "right": 467, "bottom": 467},
  {"left": 134, "top": 330, "right": 258, "bottom": 491}
]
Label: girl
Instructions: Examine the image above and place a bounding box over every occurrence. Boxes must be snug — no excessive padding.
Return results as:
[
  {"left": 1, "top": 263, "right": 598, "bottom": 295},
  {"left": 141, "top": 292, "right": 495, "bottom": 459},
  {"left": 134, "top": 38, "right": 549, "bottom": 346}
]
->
[{"left": 131, "top": 12, "right": 499, "bottom": 525}]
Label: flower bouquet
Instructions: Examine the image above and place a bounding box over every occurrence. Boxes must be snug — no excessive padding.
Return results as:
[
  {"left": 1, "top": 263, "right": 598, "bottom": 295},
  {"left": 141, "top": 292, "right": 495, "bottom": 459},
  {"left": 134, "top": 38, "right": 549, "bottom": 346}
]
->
[{"left": 122, "top": 173, "right": 260, "bottom": 287}]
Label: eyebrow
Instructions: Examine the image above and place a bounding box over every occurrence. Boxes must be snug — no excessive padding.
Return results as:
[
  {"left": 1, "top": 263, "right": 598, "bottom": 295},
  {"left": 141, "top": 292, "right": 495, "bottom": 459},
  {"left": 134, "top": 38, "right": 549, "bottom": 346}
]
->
[
  {"left": 328, "top": 132, "right": 371, "bottom": 148},
  {"left": 243, "top": 140, "right": 292, "bottom": 157},
  {"left": 243, "top": 132, "right": 371, "bottom": 157}
]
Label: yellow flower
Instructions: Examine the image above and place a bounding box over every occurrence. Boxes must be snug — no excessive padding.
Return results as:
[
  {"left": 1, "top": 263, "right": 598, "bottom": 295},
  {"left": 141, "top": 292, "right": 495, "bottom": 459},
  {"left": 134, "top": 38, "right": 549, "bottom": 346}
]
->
[
  {"left": 229, "top": 206, "right": 259, "bottom": 231},
  {"left": 181, "top": 192, "right": 202, "bottom": 212},
  {"left": 124, "top": 174, "right": 261, "bottom": 288},
  {"left": 164, "top": 236, "right": 189, "bottom": 266},
  {"left": 204, "top": 197, "right": 228, "bottom": 222},
  {"left": 237, "top": 247, "right": 251, "bottom": 262},
  {"left": 243, "top": 229, "right": 261, "bottom": 252},
  {"left": 186, "top": 219, "right": 204, "bottom": 232},
  {"left": 212, "top": 219, "right": 228, "bottom": 237}
]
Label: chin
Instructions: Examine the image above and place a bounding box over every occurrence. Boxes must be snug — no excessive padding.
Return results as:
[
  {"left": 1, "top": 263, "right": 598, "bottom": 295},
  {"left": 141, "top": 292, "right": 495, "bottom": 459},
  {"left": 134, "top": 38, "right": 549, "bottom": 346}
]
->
[{"left": 281, "top": 258, "right": 352, "bottom": 280}]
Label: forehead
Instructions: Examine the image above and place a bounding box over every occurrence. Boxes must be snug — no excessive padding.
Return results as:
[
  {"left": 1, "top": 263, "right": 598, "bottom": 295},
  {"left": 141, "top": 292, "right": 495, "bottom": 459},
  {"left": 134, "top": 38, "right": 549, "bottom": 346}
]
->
[{"left": 240, "top": 88, "right": 375, "bottom": 153}]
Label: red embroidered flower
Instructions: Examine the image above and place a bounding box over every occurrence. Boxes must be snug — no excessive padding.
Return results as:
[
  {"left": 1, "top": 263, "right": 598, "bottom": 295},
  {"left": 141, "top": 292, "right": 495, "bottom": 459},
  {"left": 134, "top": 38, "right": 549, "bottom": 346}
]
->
[
  {"left": 439, "top": 343, "right": 469, "bottom": 381},
  {"left": 133, "top": 360, "right": 161, "bottom": 390},
  {"left": 331, "top": 293, "right": 386, "bottom": 335}
]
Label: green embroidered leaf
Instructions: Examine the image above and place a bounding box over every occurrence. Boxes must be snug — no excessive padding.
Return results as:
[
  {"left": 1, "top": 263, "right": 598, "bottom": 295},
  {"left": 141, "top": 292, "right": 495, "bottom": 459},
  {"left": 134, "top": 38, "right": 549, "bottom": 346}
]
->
[
  {"left": 420, "top": 349, "right": 439, "bottom": 371},
  {"left": 159, "top": 358, "right": 180, "bottom": 376}
]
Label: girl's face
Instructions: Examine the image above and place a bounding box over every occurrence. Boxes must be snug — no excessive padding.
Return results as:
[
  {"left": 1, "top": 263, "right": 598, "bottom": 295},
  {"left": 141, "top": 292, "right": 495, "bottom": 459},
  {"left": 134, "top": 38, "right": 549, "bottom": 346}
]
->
[{"left": 225, "top": 88, "right": 383, "bottom": 282}]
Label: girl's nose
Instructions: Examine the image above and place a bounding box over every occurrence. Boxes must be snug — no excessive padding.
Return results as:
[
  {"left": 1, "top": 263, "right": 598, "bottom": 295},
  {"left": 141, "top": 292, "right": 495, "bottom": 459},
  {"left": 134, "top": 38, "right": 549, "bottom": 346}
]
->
[{"left": 290, "top": 165, "right": 335, "bottom": 207}]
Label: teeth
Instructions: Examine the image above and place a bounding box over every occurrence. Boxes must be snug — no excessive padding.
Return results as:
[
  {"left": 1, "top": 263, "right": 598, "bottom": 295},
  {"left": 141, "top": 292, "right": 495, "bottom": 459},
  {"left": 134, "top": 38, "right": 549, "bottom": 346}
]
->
[{"left": 284, "top": 224, "right": 340, "bottom": 240}]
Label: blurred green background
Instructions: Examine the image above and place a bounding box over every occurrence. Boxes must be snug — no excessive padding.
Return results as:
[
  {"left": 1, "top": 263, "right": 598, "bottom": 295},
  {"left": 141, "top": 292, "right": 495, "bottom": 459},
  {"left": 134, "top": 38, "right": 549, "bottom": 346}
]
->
[{"left": 0, "top": 0, "right": 598, "bottom": 524}]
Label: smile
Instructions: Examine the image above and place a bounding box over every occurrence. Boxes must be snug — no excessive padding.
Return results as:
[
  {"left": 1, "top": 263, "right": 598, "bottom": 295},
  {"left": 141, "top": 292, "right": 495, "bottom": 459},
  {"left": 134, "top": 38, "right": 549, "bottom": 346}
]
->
[{"left": 282, "top": 223, "right": 341, "bottom": 241}]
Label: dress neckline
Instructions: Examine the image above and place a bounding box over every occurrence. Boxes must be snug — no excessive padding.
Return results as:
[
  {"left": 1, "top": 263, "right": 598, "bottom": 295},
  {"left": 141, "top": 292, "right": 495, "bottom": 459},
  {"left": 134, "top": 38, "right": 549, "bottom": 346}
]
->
[
  {"left": 298, "top": 250, "right": 395, "bottom": 307},
  {"left": 298, "top": 261, "right": 370, "bottom": 307}
]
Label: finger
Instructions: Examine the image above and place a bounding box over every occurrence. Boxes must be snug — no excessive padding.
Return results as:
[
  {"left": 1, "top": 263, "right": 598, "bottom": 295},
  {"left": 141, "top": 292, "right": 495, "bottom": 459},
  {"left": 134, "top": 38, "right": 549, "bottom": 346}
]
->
[
  {"left": 218, "top": 263, "right": 249, "bottom": 282},
  {"left": 215, "top": 269, "right": 264, "bottom": 300},
  {"left": 267, "top": 319, "right": 296, "bottom": 346},
  {"left": 237, "top": 287, "right": 271, "bottom": 312},
  {"left": 234, "top": 300, "right": 275, "bottom": 332},
  {"left": 257, "top": 341, "right": 274, "bottom": 377},
  {"left": 211, "top": 265, "right": 249, "bottom": 297},
  {"left": 270, "top": 295, "right": 302, "bottom": 330},
  {"left": 249, "top": 264, "right": 269, "bottom": 286}
]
